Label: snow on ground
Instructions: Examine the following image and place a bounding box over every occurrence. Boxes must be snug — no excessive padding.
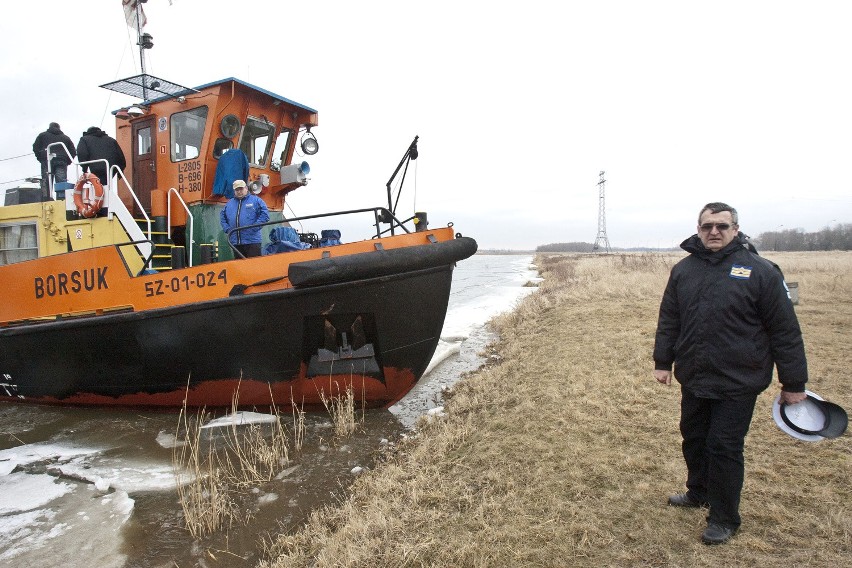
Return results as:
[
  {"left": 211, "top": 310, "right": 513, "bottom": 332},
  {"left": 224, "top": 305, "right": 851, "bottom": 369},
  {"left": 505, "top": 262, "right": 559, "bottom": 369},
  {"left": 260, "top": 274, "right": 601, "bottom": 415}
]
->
[
  {"left": 0, "top": 472, "right": 75, "bottom": 515},
  {"left": 0, "top": 470, "right": 134, "bottom": 568},
  {"left": 0, "top": 439, "right": 159, "bottom": 567}
]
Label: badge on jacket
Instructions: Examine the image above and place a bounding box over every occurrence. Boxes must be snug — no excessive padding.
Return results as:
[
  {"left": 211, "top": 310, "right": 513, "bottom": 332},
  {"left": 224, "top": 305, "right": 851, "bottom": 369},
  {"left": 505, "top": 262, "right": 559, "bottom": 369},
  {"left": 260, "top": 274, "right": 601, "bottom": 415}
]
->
[{"left": 729, "top": 265, "right": 752, "bottom": 279}]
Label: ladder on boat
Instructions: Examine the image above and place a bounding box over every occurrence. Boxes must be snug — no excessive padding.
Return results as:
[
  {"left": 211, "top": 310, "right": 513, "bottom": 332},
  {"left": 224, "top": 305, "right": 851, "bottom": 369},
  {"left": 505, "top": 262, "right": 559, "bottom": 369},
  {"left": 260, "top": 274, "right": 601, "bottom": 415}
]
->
[{"left": 136, "top": 216, "right": 184, "bottom": 271}]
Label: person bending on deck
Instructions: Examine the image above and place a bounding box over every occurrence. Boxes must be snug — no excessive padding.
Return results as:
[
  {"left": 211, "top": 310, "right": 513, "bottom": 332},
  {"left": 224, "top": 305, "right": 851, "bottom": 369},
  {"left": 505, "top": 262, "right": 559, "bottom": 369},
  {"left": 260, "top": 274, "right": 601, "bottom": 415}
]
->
[{"left": 220, "top": 179, "right": 269, "bottom": 258}]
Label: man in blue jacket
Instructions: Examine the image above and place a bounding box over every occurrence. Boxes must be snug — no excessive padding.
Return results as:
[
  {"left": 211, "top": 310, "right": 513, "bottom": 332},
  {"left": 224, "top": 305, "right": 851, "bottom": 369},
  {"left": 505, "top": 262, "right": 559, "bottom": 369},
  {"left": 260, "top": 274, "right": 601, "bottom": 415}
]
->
[
  {"left": 653, "top": 202, "right": 808, "bottom": 545},
  {"left": 220, "top": 180, "right": 269, "bottom": 258}
]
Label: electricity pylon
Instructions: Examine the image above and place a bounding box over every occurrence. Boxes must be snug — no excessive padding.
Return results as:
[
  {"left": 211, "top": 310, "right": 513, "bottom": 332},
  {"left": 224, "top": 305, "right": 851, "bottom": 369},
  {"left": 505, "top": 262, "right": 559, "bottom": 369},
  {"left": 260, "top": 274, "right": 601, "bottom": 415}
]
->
[{"left": 593, "top": 170, "right": 611, "bottom": 253}]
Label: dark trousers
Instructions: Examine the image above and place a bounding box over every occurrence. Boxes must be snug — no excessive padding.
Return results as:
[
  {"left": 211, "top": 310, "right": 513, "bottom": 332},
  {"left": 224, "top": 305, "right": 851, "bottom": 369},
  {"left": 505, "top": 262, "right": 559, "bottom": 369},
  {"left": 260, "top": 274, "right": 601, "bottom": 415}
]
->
[
  {"left": 39, "top": 162, "right": 68, "bottom": 200},
  {"left": 234, "top": 243, "right": 262, "bottom": 258},
  {"left": 680, "top": 388, "right": 758, "bottom": 530}
]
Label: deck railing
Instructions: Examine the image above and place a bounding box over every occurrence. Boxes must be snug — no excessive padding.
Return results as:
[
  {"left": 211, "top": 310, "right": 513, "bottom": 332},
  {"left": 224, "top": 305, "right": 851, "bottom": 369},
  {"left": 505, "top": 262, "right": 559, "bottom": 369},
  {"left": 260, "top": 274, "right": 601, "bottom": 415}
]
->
[{"left": 225, "top": 207, "right": 412, "bottom": 259}]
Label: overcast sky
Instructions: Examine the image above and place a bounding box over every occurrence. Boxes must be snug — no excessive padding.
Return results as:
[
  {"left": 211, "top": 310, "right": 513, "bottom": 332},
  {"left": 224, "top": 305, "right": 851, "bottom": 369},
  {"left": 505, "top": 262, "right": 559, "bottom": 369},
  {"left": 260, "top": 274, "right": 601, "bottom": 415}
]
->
[{"left": 2, "top": 1, "right": 850, "bottom": 250}]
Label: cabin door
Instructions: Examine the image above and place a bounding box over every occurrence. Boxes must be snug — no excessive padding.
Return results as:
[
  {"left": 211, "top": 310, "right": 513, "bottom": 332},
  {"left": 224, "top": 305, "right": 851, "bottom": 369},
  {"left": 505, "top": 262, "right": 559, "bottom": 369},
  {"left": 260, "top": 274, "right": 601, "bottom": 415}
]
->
[{"left": 132, "top": 118, "right": 157, "bottom": 216}]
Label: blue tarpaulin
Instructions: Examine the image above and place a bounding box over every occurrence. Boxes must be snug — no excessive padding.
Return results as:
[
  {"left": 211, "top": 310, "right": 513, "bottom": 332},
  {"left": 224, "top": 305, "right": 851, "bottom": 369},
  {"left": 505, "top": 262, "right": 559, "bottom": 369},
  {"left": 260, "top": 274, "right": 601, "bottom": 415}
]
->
[{"left": 263, "top": 226, "right": 312, "bottom": 255}]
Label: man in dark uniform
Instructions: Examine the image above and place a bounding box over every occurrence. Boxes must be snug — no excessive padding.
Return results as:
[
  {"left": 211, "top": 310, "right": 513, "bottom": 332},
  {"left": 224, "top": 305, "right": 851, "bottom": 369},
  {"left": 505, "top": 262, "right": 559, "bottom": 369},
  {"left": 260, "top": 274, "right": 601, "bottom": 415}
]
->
[
  {"left": 653, "top": 202, "right": 808, "bottom": 545},
  {"left": 76, "top": 126, "right": 127, "bottom": 185},
  {"left": 32, "top": 122, "right": 76, "bottom": 199}
]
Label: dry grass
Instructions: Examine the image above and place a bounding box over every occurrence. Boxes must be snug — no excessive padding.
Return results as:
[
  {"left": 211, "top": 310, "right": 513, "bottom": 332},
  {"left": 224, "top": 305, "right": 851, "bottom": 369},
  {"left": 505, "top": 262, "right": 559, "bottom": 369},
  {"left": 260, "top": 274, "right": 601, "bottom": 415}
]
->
[
  {"left": 260, "top": 251, "right": 851, "bottom": 567},
  {"left": 318, "top": 382, "right": 364, "bottom": 440},
  {"left": 174, "top": 388, "right": 292, "bottom": 538},
  {"left": 291, "top": 398, "right": 306, "bottom": 456},
  {"left": 173, "top": 404, "right": 243, "bottom": 538}
]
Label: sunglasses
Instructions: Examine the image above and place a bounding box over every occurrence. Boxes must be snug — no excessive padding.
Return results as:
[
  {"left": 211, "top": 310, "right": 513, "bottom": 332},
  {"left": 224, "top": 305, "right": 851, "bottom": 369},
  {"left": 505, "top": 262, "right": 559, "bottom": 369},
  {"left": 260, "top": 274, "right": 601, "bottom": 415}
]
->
[{"left": 699, "top": 223, "right": 733, "bottom": 232}]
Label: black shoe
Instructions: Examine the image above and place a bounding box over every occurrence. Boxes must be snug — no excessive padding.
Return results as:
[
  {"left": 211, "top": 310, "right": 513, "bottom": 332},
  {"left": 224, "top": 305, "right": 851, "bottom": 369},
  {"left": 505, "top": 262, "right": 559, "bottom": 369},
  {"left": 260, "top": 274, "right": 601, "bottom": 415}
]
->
[
  {"left": 702, "top": 522, "right": 737, "bottom": 545},
  {"left": 667, "top": 492, "right": 708, "bottom": 508}
]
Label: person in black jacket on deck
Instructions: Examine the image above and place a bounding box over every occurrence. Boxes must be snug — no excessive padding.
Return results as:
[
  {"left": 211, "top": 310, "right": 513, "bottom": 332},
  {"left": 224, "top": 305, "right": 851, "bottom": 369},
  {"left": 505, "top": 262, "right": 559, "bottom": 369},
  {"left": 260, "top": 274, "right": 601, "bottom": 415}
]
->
[
  {"left": 32, "top": 122, "right": 76, "bottom": 199},
  {"left": 76, "top": 126, "right": 127, "bottom": 185},
  {"left": 653, "top": 202, "right": 808, "bottom": 546}
]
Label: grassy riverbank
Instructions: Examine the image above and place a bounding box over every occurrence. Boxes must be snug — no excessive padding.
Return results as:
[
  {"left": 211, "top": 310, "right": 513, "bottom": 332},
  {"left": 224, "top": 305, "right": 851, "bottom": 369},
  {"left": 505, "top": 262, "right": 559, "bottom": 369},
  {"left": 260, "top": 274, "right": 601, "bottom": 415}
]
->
[{"left": 260, "top": 252, "right": 851, "bottom": 567}]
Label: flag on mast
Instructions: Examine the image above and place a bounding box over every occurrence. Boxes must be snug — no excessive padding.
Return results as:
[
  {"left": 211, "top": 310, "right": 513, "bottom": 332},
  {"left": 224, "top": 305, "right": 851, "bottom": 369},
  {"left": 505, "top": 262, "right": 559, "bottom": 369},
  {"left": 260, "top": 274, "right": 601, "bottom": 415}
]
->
[{"left": 122, "top": 0, "right": 148, "bottom": 29}]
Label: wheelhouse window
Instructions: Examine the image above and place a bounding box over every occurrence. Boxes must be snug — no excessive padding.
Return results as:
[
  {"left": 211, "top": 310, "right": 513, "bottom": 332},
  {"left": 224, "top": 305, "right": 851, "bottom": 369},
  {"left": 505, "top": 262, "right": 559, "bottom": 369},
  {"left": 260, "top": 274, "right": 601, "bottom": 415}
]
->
[
  {"left": 239, "top": 116, "right": 275, "bottom": 167},
  {"left": 170, "top": 106, "right": 209, "bottom": 162},
  {"left": 271, "top": 129, "right": 293, "bottom": 171},
  {"left": 0, "top": 222, "right": 38, "bottom": 266}
]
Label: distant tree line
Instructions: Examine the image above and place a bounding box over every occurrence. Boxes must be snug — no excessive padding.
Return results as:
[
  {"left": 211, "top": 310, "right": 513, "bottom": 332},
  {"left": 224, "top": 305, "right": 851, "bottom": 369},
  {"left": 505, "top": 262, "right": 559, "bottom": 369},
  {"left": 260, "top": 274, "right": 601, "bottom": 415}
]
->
[
  {"left": 752, "top": 224, "right": 852, "bottom": 252},
  {"left": 536, "top": 224, "right": 852, "bottom": 253},
  {"left": 536, "top": 242, "right": 676, "bottom": 252},
  {"left": 536, "top": 242, "right": 597, "bottom": 252}
]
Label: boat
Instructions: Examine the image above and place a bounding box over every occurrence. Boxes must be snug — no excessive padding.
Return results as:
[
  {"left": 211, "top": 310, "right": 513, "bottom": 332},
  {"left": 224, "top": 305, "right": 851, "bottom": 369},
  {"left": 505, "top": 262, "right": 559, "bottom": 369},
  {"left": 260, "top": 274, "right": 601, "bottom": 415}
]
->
[{"left": 0, "top": 10, "right": 476, "bottom": 409}]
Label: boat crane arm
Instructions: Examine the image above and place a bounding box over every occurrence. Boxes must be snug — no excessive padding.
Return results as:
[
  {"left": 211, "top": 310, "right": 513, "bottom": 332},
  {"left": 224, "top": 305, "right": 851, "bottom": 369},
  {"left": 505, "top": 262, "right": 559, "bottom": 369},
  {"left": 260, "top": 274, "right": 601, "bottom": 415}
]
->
[{"left": 384, "top": 135, "right": 419, "bottom": 222}]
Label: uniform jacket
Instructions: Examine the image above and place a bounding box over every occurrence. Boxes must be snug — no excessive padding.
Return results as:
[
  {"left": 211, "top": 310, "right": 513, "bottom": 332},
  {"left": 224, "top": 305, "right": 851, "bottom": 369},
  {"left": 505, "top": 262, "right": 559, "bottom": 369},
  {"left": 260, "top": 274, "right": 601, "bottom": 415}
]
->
[
  {"left": 220, "top": 194, "right": 270, "bottom": 245},
  {"left": 76, "top": 127, "right": 127, "bottom": 184},
  {"left": 653, "top": 234, "right": 807, "bottom": 399},
  {"left": 33, "top": 125, "right": 76, "bottom": 167}
]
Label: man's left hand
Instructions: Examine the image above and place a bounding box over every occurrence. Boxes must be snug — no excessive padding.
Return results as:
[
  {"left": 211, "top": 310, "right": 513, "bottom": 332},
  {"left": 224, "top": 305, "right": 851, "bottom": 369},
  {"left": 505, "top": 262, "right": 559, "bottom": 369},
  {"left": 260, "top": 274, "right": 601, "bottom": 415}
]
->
[
  {"left": 653, "top": 370, "right": 672, "bottom": 386},
  {"left": 780, "top": 390, "right": 807, "bottom": 405}
]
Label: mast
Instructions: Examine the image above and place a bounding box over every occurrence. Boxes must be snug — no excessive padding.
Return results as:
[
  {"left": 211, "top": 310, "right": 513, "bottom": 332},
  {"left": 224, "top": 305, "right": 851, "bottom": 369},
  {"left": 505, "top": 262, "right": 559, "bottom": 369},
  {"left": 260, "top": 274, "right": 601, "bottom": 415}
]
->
[{"left": 133, "top": 1, "right": 154, "bottom": 100}]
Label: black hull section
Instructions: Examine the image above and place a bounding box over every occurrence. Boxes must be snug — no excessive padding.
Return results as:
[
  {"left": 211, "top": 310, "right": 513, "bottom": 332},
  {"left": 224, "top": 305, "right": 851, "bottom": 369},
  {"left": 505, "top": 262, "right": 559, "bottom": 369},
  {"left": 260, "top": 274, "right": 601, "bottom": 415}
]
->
[
  {"left": 289, "top": 236, "right": 478, "bottom": 287},
  {"left": 0, "top": 264, "right": 455, "bottom": 407}
]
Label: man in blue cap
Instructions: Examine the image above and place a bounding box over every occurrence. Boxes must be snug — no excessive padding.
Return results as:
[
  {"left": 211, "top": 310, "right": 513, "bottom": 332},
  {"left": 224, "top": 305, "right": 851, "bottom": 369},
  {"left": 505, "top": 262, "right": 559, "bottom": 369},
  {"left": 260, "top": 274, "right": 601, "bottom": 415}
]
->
[{"left": 220, "top": 179, "right": 269, "bottom": 258}]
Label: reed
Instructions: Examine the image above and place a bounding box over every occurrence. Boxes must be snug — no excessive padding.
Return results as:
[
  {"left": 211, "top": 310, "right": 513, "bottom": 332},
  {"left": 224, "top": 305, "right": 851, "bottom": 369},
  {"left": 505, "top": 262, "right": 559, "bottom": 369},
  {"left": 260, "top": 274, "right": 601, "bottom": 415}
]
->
[
  {"left": 219, "top": 389, "right": 291, "bottom": 487},
  {"left": 173, "top": 402, "right": 241, "bottom": 538},
  {"left": 291, "top": 390, "right": 306, "bottom": 456},
  {"left": 318, "top": 381, "right": 360, "bottom": 440},
  {"left": 173, "top": 385, "right": 292, "bottom": 538},
  {"left": 173, "top": 373, "right": 375, "bottom": 538}
]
